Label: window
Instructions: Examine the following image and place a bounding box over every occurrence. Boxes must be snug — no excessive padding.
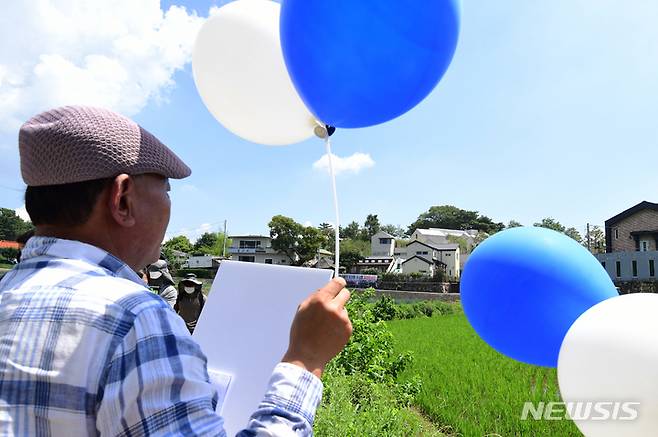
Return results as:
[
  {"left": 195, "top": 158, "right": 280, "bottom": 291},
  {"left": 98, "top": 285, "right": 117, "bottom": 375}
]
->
[
  {"left": 265, "top": 259, "right": 273, "bottom": 264},
  {"left": 239, "top": 240, "right": 262, "bottom": 249},
  {"left": 238, "top": 256, "right": 255, "bottom": 262},
  {"left": 614, "top": 229, "right": 619, "bottom": 239},
  {"left": 280, "top": 259, "right": 287, "bottom": 264},
  {"left": 445, "top": 253, "right": 451, "bottom": 257},
  {"left": 650, "top": 260, "right": 655, "bottom": 277},
  {"left": 379, "top": 238, "right": 392, "bottom": 244},
  {"left": 642, "top": 241, "right": 649, "bottom": 252},
  {"left": 616, "top": 261, "right": 621, "bottom": 278},
  {"left": 422, "top": 251, "right": 428, "bottom": 255},
  {"left": 632, "top": 260, "right": 638, "bottom": 277}
]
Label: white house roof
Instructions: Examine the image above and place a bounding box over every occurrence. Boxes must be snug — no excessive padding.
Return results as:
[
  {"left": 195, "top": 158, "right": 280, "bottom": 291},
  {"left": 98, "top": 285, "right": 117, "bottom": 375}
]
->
[
  {"left": 415, "top": 228, "right": 478, "bottom": 238},
  {"left": 407, "top": 240, "right": 459, "bottom": 251},
  {"left": 372, "top": 230, "right": 395, "bottom": 238}
]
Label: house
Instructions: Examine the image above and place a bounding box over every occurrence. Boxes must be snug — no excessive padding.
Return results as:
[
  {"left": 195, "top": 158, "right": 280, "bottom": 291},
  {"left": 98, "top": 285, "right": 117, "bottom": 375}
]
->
[
  {"left": 408, "top": 227, "right": 478, "bottom": 268},
  {"left": 228, "top": 235, "right": 295, "bottom": 265},
  {"left": 186, "top": 254, "right": 221, "bottom": 269},
  {"left": 353, "top": 256, "right": 398, "bottom": 274},
  {"left": 604, "top": 201, "right": 658, "bottom": 253},
  {"left": 597, "top": 201, "right": 658, "bottom": 281},
  {"left": 404, "top": 240, "right": 460, "bottom": 278},
  {"left": 371, "top": 231, "right": 395, "bottom": 256},
  {"left": 305, "top": 249, "right": 335, "bottom": 270}
]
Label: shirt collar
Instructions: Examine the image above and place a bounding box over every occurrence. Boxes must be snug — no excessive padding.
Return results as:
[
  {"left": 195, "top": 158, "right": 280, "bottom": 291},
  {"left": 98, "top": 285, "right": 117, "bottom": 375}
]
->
[{"left": 21, "top": 236, "right": 144, "bottom": 286}]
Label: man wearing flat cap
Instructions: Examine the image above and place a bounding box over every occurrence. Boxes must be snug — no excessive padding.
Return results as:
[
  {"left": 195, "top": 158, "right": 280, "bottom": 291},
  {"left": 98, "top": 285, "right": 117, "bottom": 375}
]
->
[{"left": 0, "top": 106, "right": 352, "bottom": 436}]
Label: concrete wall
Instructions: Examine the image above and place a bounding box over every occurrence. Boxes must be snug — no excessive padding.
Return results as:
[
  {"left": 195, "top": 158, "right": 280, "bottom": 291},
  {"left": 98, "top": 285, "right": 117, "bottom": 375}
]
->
[
  {"left": 611, "top": 209, "right": 658, "bottom": 252},
  {"left": 596, "top": 251, "right": 658, "bottom": 281}
]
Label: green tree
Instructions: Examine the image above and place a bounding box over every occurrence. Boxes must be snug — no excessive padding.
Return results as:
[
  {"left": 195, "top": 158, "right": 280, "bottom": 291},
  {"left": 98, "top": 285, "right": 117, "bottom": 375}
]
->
[
  {"left": 340, "top": 221, "right": 361, "bottom": 240},
  {"left": 507, "top": 220, "right": 523, "bottom": 228},
  {"left": 533, "top": 217, "right": 565, "bottom": 233},
  {"left": 318, "top": 222, "right": 335, "bottom": 249},
  {"left": 407, "top": 205, "right": 503, "bottom": 235},
  {"left": 194, "top": 232, "right": 219, "bottom": 251},
  {"left": 341, "top": 238, "right": 371, "bottom": 258},
  {"left": 362, "top": 214, "right": 381, "bottom": 240},
  {"left": 380, "top": 224, "right": 406, "bottom": 238},
  {"left": 534, "top": 218, "right": 583, "bottom": 243},
  {"left": 269, "top": 215, "right": 327, "bottom": 266},
  {"left": 0, "top": 208, "right": 32, "bottom": 241},
  {"left": 585, "top": 225, "right": 605, "bottom": 253},
  {"left": 163, "top": 235, "right": 193, "bottom": 254},
  {"left": 564, "top": 227, "right": 583, "bottom": 244},
  {"left": 340, "top": 248, "right": 363, "bottom": 272}
]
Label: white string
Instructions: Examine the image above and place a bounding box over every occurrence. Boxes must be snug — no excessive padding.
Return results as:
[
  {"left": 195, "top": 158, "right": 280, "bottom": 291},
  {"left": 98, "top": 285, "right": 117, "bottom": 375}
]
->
[{"left": 324, "top": 135, "right": 340, "bottom": 277}]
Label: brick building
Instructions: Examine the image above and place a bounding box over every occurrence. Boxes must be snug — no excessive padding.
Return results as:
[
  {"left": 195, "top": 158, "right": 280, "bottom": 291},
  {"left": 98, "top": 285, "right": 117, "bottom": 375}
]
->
[{"left": 605, "top": 201, "right": 658, "bottom": 253}]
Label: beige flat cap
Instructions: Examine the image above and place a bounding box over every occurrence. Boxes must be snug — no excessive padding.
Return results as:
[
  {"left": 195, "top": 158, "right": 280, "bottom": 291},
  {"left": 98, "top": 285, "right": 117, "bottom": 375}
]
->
[{"left": 19, "top": 106, "right": 191, "bottom": 186}]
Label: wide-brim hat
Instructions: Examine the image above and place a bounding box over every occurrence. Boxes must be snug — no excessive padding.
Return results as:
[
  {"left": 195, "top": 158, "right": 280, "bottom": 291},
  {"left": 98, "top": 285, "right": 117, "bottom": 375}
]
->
[{"left": 19, "top": 105, "right": 191, "bottom": 186}]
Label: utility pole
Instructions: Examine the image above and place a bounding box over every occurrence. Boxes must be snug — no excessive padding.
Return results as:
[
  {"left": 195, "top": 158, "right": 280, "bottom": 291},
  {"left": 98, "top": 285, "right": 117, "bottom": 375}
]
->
[
  {"left": 222, "top": 219, "right": 228, "bottom": 258},
  {"left": 586, "top": 223, "right": 591, "bottom": 252}
]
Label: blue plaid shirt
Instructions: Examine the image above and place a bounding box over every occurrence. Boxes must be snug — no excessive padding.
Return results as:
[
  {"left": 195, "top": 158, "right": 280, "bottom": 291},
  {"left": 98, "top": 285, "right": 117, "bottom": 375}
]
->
[{"left": 0, "top": 237, "right": 322, "bottom": 436}]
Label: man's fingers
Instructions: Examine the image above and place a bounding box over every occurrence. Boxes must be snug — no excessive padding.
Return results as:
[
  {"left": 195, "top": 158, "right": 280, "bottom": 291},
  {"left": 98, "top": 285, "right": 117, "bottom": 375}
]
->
[
  {"left": 333, "top": 287, "right": 351, "bottom": 308},
  {"left": 317, "top": 277, "right": 346, "bottom": 299}
]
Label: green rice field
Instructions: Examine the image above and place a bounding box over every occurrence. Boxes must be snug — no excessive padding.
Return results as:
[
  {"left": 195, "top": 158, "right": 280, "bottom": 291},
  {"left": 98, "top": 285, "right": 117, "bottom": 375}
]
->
[{"left": 388, "top": 314, "right": 581, "bottom": 436}]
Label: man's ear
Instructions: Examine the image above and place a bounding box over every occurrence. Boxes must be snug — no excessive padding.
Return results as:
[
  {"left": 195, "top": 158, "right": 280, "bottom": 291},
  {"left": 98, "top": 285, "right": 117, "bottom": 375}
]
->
[{"left": 108, "top": 174, "right": 136, "bottom": 228}]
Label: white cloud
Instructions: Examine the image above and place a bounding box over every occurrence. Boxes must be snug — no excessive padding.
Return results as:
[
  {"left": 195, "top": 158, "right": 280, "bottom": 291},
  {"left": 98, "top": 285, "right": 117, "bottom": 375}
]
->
[
  {"left": 312, "top": 152, "right": 375, "bottom": 176},
  {"left": 0, "top": 0, "right": 205, "bottom": 131},
  {"left": 15, "top": 205, "right": 30, "bottom": 222},
  {"left": 166, "top": 222, "right": 217, "bottom": 243}
]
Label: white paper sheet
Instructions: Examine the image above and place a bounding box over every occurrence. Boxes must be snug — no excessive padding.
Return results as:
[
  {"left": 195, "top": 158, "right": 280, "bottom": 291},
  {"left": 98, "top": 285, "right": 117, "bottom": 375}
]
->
[{"left": 193, "top": 260, "right": 333, "bottom": 435}]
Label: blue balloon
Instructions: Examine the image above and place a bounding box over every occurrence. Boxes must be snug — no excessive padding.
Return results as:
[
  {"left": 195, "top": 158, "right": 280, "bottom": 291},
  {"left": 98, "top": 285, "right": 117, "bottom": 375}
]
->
[
  {"left": 280, "top": 0, "right": 461, "bottom": 128},
  {"left": 461, "top": 227, "right": 618, "bottom": 367}
]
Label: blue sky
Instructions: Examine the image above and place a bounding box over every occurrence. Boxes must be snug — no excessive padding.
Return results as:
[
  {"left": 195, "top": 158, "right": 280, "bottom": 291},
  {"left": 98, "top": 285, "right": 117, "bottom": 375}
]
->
[{"left": 1, "top": 0, "right": 658, "bottom": 242}]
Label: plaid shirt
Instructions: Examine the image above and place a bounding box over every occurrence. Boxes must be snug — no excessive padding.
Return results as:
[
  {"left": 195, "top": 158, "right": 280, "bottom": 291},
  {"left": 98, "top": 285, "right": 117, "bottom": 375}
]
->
[{"left": 0, "top": 237, "right": 322, "bottom": 436}]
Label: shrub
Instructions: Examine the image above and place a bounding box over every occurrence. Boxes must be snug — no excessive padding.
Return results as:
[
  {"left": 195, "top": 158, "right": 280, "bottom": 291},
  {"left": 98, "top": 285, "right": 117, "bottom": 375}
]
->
[{"left": 372, "top": 296, "right": 397, "bottom": 322}]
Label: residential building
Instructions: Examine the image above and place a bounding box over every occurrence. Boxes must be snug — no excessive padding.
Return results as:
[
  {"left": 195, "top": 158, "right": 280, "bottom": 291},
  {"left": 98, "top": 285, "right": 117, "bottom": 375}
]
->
[
  {"left": 408, "top": 227, "right": 478, "bottom": 268},
  {"left": 604, "top": 201, "right": 658, "bottom": 253},
  {"left": 228, "top": 235, "right": 295, "bottom": 265},
  {"left": 186, "top": 254, "right": 221, "bottom": 269},
  {"left": 597, "top": 201, "right": 658, "bottom": 281},
  {"left": 371, "top": 231, "right": 395, "bottom": 256},
  {"left": 403, "top": 240, "right": 460, "bottom": 278}
]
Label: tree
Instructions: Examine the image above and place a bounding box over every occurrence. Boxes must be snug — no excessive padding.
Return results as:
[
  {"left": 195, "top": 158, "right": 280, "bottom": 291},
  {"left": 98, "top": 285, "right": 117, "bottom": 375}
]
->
[
  {"left": 533, "top": 218, "right": 565, "bottom": 233},
  {"left": 407, "top": 205, "right": 504, "bottom": 235},
  {"left": 0, "top": 208, "right": 32, "bottom": 241},
  {"left": 269, "top": 215, "right": 327, "bottom": 266},
  {"left": 564, "top": 227, "right": 583, "bottom": 244},
  {"left": 534, "top": 218, "right": 583, "bottom": 243},
  {"left": 362, "top": 214, "right": 381, "bottom": 240},
  {"left": 318, "top": 222, "right": 335, "bottom": 249},
  {"left": 586, "top": 225, "right": 605, "bottom": 253},
  {"left": 507, "top": 220, "right": 523, "bottom": 228},
  {"left": 340, "top": 248, "right": 363, "bottom": 272},
  {"left": 340, "top": 221, "right": 361, "bottom": 240},
  {"left": 341, "top": 238, "right": 371, "bottom": 258},
  {"left": 380, "top": 224, "right": 406, "bottom": 238},
  {"left": 194, "top": 232, "right": 219, "bottom": 251},
  {"left": 163, "top": 235, "right": 193, "bottom": 254}
]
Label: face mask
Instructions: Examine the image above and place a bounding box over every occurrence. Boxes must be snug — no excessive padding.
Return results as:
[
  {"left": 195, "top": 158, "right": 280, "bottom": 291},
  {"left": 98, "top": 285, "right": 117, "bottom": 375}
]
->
[{"left": 184, "top": 286, "right": 196, "bottom": 294}]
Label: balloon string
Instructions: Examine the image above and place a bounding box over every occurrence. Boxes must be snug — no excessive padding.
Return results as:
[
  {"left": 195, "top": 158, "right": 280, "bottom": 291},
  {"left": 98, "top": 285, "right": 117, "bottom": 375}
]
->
[{"left": 325, "top": 135, "right": 340, "bottom": 277}]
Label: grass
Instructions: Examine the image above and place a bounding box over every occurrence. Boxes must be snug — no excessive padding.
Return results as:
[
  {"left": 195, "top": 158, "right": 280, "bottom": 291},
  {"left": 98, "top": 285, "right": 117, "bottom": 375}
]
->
[{"left": 387, "top": 314, "right": 581, "bottom": 436}]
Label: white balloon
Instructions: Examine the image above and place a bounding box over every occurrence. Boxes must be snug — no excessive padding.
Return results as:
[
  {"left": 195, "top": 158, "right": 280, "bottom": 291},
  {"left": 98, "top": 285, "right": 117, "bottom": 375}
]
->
[
  {"left": 192, "top": 0, "right": 317, "bottom": 146},
  {"left": 558, "top": 293, "right": 658, "bottom": 437}
]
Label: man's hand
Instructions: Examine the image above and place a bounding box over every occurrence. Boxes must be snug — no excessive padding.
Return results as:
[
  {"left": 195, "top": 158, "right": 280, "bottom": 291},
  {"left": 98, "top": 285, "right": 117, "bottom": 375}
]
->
[{"left": 282, "top": 278, "right": 353, "bottom": 378}]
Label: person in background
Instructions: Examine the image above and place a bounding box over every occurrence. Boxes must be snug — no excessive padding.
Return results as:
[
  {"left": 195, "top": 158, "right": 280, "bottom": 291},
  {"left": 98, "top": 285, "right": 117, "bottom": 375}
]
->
[
  {"left": 146, "top": 258, "right": 177, "bottom": 308},
  {"left": 175, "top": 273, "right": 205, "bottom": 334}
]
